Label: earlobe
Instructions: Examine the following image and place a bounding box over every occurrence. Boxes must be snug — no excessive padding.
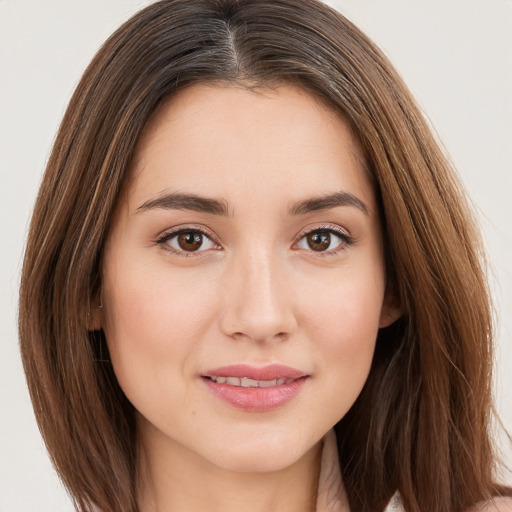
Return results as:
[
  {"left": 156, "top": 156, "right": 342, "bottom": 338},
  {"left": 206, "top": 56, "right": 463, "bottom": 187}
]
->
[{"left": 379, "top": 291, "right": 402, "bottom": 328}]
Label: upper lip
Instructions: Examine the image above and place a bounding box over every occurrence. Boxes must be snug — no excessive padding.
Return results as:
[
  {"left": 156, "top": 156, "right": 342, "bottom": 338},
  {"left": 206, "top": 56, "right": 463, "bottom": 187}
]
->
[{"left": 202, "top": 364, "right": 307, "bottom": 381}]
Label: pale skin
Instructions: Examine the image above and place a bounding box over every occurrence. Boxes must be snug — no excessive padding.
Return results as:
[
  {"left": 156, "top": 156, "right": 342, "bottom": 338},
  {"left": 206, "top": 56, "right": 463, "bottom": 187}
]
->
[{"left": 93, "top": 83, "right": 402, "bottom": 512}]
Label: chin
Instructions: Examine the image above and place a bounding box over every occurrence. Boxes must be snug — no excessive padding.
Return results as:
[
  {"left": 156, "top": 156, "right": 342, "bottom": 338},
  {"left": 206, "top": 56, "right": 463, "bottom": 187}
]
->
[{"left": 200, "top": 433, "right": 315, "bottom": 474}]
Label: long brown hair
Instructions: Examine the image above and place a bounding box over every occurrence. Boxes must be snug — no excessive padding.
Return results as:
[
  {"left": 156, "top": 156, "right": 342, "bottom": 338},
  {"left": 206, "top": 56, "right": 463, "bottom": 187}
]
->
[{"left": 18, "top": 1, "right": 507, "bottom": 510}]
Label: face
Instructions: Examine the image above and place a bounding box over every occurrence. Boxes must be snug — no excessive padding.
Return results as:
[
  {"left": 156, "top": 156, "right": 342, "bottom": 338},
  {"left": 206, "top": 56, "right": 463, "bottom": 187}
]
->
[{"left": 98, "top": 83, "right": 399, "bottom": 474}]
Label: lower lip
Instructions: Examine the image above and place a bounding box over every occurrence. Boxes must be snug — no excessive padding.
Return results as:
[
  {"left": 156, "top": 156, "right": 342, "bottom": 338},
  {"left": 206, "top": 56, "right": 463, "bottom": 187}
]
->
[{"left": 202, "top": 377, "right": 308, "bottom": 412}]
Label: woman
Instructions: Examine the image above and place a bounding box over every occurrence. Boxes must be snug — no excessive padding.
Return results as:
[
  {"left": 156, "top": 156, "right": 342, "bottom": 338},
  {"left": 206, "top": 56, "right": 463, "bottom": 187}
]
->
[{"left": 18, "top": 1, "right": 511, "bottom": 511}]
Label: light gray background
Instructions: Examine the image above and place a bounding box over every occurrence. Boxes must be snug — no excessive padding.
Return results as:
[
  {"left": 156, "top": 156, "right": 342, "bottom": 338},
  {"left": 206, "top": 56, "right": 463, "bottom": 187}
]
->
[{"left": 1, "top": 1, "right": 511, "bottom": 510}]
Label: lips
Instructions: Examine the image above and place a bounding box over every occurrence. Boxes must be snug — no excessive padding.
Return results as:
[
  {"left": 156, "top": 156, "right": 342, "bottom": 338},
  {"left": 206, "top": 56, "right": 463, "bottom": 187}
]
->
[
  {"left": 201, "top": 364, "right": 308, "bottom": 412},
  {"left": 208, "top": 376, "right": 295, "bottom": 387},
  {"left": 203, "top": 364, "right": 306, "bottom": 381}
]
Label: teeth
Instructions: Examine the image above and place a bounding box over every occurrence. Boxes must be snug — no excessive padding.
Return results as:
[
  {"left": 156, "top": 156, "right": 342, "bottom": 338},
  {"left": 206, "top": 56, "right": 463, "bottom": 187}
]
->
[
  {"left": 240, "top": 377, "right": 259, "bottom": 387},
  {"left": 259, "top": 379, "right": 277, "bottom": 387},
  {"left": 209, "top": 376, "right": 294, "bottom": 387}
]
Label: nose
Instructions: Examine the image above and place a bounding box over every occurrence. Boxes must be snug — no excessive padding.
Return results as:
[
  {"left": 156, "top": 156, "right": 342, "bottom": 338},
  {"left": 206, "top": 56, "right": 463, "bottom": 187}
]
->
[{"left": 219, "top": 248, "right": 298, "bottom": 344}]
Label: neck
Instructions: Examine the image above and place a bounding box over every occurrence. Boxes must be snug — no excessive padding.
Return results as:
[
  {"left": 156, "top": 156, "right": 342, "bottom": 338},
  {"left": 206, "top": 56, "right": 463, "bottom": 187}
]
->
[{"left": 136, "top": 420, "right": 323, "bottom": 512}]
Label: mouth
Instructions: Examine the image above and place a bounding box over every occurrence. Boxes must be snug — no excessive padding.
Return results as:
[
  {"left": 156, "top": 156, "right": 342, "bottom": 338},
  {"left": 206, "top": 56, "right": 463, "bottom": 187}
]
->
[
  {"left": 201, "top": 364, "right": 309, "bottom": 412},
  {"left": 204, "top": 376, "right": 296, "bottom": 387},
  {"left": 202, "top": 363, "right": 307, "bottom": 381}
]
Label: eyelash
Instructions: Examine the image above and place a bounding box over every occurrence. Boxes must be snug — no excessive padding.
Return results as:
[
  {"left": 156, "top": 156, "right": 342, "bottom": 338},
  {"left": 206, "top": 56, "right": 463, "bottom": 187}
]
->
[
  {"left": 296, "top": 224, "right": 355, "bottom": 257},
  {"left": 156, "top": 225, "right": 220, "bottom": 258},
  {"left": 155, "top": 224, "right": 355, "bottom": 258}
]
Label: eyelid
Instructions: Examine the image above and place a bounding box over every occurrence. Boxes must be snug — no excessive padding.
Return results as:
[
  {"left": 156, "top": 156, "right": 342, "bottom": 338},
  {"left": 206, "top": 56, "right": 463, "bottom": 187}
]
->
[
  {"left": 154, "top": 222, "right": 354, "bottom": 257},
  {"left": 155, "top": 224, "right": 221, "bottom": 256},
  {"left": 293, "top": 223, "right": 354, "bottom": 255}
]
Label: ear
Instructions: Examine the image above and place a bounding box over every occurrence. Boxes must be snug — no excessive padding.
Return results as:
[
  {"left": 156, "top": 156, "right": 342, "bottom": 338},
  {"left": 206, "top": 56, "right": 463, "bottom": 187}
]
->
[{"left": 379, "top": 289, "right": 402, "bottom": 328}]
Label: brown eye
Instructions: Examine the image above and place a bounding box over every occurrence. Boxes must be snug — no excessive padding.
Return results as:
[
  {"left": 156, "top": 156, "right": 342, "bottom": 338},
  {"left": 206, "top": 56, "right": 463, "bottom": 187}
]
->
[
  {"left": 177, "top": 232, "right": 203, "bottom": 251},
  {"left": 306, "top": 231, "right": 331, "bottom": 251},
  {"left": 295, "top": 227, "right": 352, "bottom": 254},
  {"left": 158, "top": 228, "right": 217, "bottom": 255}
]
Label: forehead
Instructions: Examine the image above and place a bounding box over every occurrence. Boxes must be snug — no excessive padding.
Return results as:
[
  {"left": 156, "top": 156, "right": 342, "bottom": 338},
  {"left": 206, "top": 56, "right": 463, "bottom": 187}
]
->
[{"left": 127, "top": 82, "right": 374, "bottom": 212}]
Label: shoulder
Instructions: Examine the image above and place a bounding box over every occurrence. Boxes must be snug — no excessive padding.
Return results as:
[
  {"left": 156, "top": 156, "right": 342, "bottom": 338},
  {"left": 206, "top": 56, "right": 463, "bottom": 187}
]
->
[{"left": 466, "top": 497, "right": 512, "bottom": 512}]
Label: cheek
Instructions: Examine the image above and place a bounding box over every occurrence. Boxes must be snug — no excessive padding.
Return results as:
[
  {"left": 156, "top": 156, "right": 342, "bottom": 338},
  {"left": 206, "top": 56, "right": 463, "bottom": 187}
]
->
[
  {"left": 101, "top": 258, "right": 218, "bottom": 409},
  {"left": 300, "top": 264, "right": 385, "bottom": 416},
  {"left": 105, "top": 256, "right": 216, "bottom": 344},
  {"left": 301, "top": 253, "right": 385, "bottom": 344}
]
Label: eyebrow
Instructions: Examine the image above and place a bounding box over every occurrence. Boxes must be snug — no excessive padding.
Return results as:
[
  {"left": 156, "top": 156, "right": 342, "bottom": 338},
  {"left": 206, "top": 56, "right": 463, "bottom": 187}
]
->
[
  {"left": 137, "top": 192, "right": 230, "bottom": 216},
  {"left": 289, "top": 192, "right": 369, "bottom": 216},
  {"left": 136, "top": 191, "right": 368, "bottom": 216}
]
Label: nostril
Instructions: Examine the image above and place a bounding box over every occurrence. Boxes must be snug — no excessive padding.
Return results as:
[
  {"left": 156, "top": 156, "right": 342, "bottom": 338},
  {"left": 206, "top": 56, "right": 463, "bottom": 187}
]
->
[{"left": 230, "top": 330, "right": 290, "bottom": 343}]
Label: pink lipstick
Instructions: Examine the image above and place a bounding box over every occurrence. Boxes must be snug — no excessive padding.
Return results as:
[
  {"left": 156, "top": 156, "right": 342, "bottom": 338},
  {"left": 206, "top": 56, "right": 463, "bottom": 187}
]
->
[{"left": 202, "top": 364, "right": 308, "bottom": 412}]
